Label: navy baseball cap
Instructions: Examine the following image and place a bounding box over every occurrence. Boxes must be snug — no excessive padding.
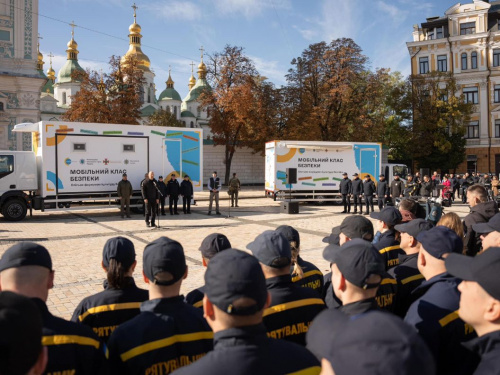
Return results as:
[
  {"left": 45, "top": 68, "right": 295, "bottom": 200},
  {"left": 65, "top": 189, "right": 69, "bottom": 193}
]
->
[
  {"left": 102, "top": 236, "right": 136, "bottom": 269},
  {"left": 159, "top": 176, "right": 163, "bottom": 179},
  {"left": 0, "top": 242, "right": 52, "bottom": 272},
  {"left": 325, "top": 311, "right": 435, "bottom": 375},
  {"left": 473, "top": 213, "right": 500, "bottom": 234},
  {"left": 395, "top": 219, "right": 434, "bottom": 238},
  {"left": 0, "top": 291, "right": 43, "bottom": 375},
  {"left": 342, "top": 172, "right": 348, "bottom": 176},
  {"left": 306, "top": 308, "right": 349, "bottom": 360},
  {"left": 352, "top": 173, "right": 359, "bottom": 176},
  {"left": 417, "top": 226, "right": 463, "bottom": 259},
  {"left": 205, "top": 249, "right": 267, "bottom": 315},
  {"left": 247, "top": 231, "right": 291, "bottom": 267},
  {"left": 199, "top": 233, "right": 232, "bottom": 259},
  {"left": 379, "top": 174, "right": 385, "bottom": 177},
  {"left": 275, "top": 225, "right": 300, "bottom": 248},
  {"left": 122, "top": 173, "right": 127, "bottom": 177},
  {"left": 446, "top": 247, "right": 500, "bottom": 301},
  {"left": 335, "top": 216, "right": 374, "bottom": 241},
  {"left": 322, "top": 239, "right": 385, "bottom": 289},
  {"left": 370, "top": 206, "right": 402, "bottom": 226},
  {"left": 143, "top": 237, "right": 186, "bottom": 286},
  {"left": 322, "top": 227, "right": 341, "bottom": 245}
]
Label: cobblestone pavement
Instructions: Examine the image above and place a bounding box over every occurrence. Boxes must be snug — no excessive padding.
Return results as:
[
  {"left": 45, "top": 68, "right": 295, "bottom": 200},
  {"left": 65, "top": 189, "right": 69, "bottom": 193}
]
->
[{"left": 0, "top": 188, "right": 472, "bottom": 320}]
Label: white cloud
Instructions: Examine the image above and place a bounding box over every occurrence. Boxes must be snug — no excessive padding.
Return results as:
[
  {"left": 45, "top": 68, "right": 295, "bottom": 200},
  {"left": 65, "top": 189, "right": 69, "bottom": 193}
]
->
[
  {"left": 376, "top": 1, "right": 409, "bottom": 20},
  {"left": 211, "top": 0, "right": 291, "bottom": 19},
  {"left": 143, "top": 1, "right": 201, "bottom": 21},
  {"left": 318, "top": 0, "right": 359, "bottom": 41},
  {"left": 293, "top": 25, "right": 317, "bottom": 41},
  {"left": 249, "top": 55, "right": 287, "bottom": 85}
]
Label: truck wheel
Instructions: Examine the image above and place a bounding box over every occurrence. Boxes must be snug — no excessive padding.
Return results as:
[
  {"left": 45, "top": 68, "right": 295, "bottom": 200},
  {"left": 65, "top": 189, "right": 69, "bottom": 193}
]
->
[{"left": 2, "top": 198, "right": 27, "bottom": 221}]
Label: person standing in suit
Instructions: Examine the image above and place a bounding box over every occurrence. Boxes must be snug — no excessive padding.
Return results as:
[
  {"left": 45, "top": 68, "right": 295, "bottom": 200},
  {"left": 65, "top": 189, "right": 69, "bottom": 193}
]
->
[
  {"left": 180, "top": 175, "right": 194, "bottom": 214},
  {"left": 208, "top": 171, "right": 221, "bottom": 215}
]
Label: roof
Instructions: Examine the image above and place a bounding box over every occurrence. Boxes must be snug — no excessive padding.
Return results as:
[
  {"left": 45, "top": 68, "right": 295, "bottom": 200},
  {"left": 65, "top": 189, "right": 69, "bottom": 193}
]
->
[
  {"left": 41, "top": 79, "right": 54, "bottom": 94},
  {"left": 183, "top": 78, "right": 211, "bottom": 103},
  {"left": 57, "top": 59, "right": 85, "bottom": 83},
  {"left": 141, "top": 104, "right": 157, "bottom": 117},
  {"left": 181, "top": 110, "right": 195, "bottom": 118},
  {"left": 158, "top": 87, "right": 181, "bottom": 102}
]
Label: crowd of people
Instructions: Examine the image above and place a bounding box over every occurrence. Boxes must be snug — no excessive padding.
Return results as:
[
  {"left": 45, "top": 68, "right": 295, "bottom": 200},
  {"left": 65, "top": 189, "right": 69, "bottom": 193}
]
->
[{"left": 2, "top": 183, "right": 500, "bottom": 374}]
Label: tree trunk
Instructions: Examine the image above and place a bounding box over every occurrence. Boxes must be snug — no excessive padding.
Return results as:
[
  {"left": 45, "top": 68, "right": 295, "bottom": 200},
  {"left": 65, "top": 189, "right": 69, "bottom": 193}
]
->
[{"left": 224, "top": 143, "right": 235, "bottom": 185}]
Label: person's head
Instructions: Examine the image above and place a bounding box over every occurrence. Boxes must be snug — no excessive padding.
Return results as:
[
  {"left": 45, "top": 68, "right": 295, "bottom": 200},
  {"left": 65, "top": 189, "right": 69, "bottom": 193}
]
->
[
  {"left": 247, "top": 231, "right": 291, "bottom": 278},
  {"left": 370, "top": 207, "right": 402, "bottom": 233},
  {"left": 416, "top": 226, "right": 463, "bottom": 280},
  {"left": 365, "top": 174, "right": 371, "bottom": 180},
  {"left": 0, "top": 291, "right": 47, "bottom": 375},
  {"left": 394, "top": 174, "right": 400, "bottom": 180},
  {"left": 158, "top": 176, "right": 163, "bottom": 182},
  {"left": 212, "top": 171, "right": 217, "bottom": 178},
  {"left": 467, "top": 184, "right": 488, "bottom": 207},
  {"left": 352, "top": 173, "right": 359, "bottom": 179},
  {"left": 424, "top": 175, "right": 430, "bottom": 182},
  {"left": 442, "top": 176, "right": 448, "bottom": 181},
  {"left": 395, "top": 219, "right": 434, "bottom": 254},
  {"left": 473, "top": 213, "right": 500, "bottom": 252},
  {"left": 232, "top": 173, "right": 236, "bottom": 177},
  {"left": 407, "top": 175, "right": 413, "bottom": 181},
  {"left": 323, "top": 239, "right": 385, "bottom": 305},
  {"left": 102, "top": 236, "right": 137, "bottom": 289},
  {"left": 342, "top": 172, "right": 348, "bottom": 179},
  {"left": 275, "top": 225, "right": 303, "bottom": 278},
  {"left": 416, "top": 172, "right": 421, "bottom": 177},
  {"left": 379, "top": 174, "right": 385, "bottom": 181},
  {"left": 399, "top": 198, "right": 417, "bottom": 215},
  {"left": 437, "top": 212, "right": 464, "bottom": 240},
  {"left": 122, "top": 173, "right": 127, "bottom": 181},
  {"left": 148, "top": 170, "right": 154, "bottom": 180},
  {"left": 333, "top": 216, "right": 374, "bottom": 245},
  {"left": 0, "top": 242, "right": 54, "bottom": 302},
  {"left": 184, "top": 174, "right": 189, "bottom": 180},
  {"left": 203, "top": 249, "right": 270, "bottom": 332},
  {"left": 199, "top": 233, "right": 232, "bottom": 267},
  {"left": 144, "top": 173, "right": 149, "bottom": 180},
  {"left": 466, "top": 172, "right": 470, "bottom": 177},
  {"left": 446, "top": 248, "right": 500, "bottom": 337},
  {"left": 142, "top": 237, "right": 187, "bottom": 299},
  {"left": 450, "top": 173, "right": 454, "bottom": 178},
  {"left": 170, "top": 173, "right": 176, "bottom": 180},
  {"left": 433, "top": 171, "right": 438, "bottom": 176}
]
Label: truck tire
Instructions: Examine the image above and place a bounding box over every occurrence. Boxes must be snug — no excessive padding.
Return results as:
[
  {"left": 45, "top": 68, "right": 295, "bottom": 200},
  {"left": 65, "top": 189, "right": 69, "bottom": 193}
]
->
[{"left": 2, "top": 198, "right": 27, "bottom": 221}]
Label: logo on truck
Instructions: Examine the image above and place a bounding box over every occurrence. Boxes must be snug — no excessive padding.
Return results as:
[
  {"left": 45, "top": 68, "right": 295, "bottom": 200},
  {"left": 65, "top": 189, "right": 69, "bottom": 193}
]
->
[
  {"left": 103, "top": 158, "right": 110, "bottom": 165},
  {"left": 64, "top": 158, "right": 72, "bottom": 166}
]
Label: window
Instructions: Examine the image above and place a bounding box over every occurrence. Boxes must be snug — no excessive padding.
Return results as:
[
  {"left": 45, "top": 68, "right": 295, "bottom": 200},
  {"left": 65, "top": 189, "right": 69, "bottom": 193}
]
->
[
  {"left": 496, "top": 120, "right": 500, "bottom": 138},
  {"left": 73, "top": 143, "right": 86, "bottom": 152},
  {"left": 437, "top": 55, "right": 447, "bottom": 72},
  {"left": 190, "top": 121, "right": 194, "bottom": 128},
  {"left": 494, "top": 49, "right": 500, "bottom": 67},
  {"left": 0, "top": 155, "right": 14, "bottom": 179},
  {"left": 465, "top": 121, "right": 479, "bottom": 139},
  {"left": 498, "top": 19, "right": 500, "bottom": 31},
  {"left": 419, "top": 57, "right": 429, "bottom": 74},
  {"left": 463, "top": 87, "right": 479, "bottom": 104},
  {"left": 123, "top": 144, "right": 135, "bottom": 152},
  {"left": 462, "top": 53, "right": 468, "bottom": 70},
  {"left": 174, "top": 106, "right": 177, "bottom": 117},
  {"left": 428, "top": 31, "right": 434, "bottom": 40},
  {"left": 460, "top": 22, "right": 476, "bottom": 35},
  {"left": 62, "top": 92, "right": 67, "bottom": 105},
  {"left": 495, "top": 85, "right": 500, "bottom": 103},
  {"left": 471, "top": 51, "right": 478, "bottom": 69},
  {"left": 436, "top": 27, "right": 444, "bottom": 39},
  {"left": 0, "top": 102, "right": 3, "bottom": 111}
]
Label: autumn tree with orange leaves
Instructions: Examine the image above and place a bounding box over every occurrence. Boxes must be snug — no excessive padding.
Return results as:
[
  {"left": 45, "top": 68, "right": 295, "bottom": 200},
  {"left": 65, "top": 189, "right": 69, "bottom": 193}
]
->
[{"left": 63, "top": 55, "right": 145, "bottom": 124}]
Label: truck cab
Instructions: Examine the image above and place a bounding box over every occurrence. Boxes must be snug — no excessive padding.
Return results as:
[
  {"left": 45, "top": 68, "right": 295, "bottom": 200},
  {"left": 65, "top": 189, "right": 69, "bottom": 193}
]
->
[
  {"left": 0, "top": 151, "right": 37, "bottom": 221},
  {"left": 383, "top": 163, "right": 408, "bottom": 181}
]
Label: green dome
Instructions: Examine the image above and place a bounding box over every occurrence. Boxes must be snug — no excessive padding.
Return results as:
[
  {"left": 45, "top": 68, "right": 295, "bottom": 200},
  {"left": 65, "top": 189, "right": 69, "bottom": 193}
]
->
[
  {"left": 158, "top": 87, "right": 181, "bottom": 102},
  {"left": 42, "top": 79, "right": 54, "bottom": 94},
  {"left": 183, "top": 78, "right": 211, "bottom": 103},
  {"left": 57, "top": 60, "right": 85, "bottom": 84},
  {"left": 181, "top": 110, "right": 195, "bottom": 118}
]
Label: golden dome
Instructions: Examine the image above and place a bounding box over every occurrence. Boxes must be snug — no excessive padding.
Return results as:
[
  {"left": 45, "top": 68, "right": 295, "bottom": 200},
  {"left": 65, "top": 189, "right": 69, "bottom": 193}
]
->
[
  {"left": 166, "top": 69, "right": 174, "bottom": 88},
  {"left": 122, "top": 3, "right": 150, "bottom": 72},
  {"left": 38, "top": 51, "right": 43, "bottom": 62},
  {"left": 47, "top": 67, "right": 55, "bottom": 80},
  {"left": 129, "top": 22, "right": 141, "bottom": 34},
  {"left": 67, "top": 38, "right": 78, "bottom": 50}
]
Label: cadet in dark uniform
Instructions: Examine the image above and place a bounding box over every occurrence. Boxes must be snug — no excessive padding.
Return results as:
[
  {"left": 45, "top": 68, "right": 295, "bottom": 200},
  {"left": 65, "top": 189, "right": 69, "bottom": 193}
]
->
[
  {"left": 166, "top": 173, "right": 180, "bottom": 215},
  {"left": 445, "top": 248, "right": 500, "bottom": 375},
  {"left": 108, "top": 237, "right": 213, "bottom": 374},
  {"left": 141, "top": 171, "right": 159, "bottom": 227},
  {"left": 390, "top": 174, "right": 404, "bottom": 203},
  {"left": 180, "top": 174, "right": 194, "bottom": 214},
  {"left": 275, "top": 225, "right": 324, "bottom": 296},
  {"left": 403, "top": 175, "right": 419, "bottom": 197},
  {"left": 0, "top": 291, "right": 47, "bottom": 375},
  {"left": 370, "top": 207, "right": 403, "bottom": 270},
  {"left": 376, "top": 174, "right": 389, "bottom": 211},
  {"left": 247, "top": 231, "right": 325, "bottom": 346},
  {"left": 0, "top": 242, "right": 107, "bottom": 375},
  {"left": 350, "top": 173, "right": 363, "bottom": 214},
  {"left": 390, "top": 219, "right": 433, "bottom": 317},
  {"left": 71, "top": 237, "right": 148, "bottom": 342},
  {"left": 362, "top": 174, "right": 376, "bottom": 214},
  {"left": 404, "top": 226, "right": 478, "bottom": 375},
  {"left": 171, "top": 249, "right": 321, "bottom": 375},
  {"left": 339, "top": 172, "right": 351, "bottom": 213},
  {"left": 157, "top": 176, "right": 168, "bottom": 215},
  {"left": 185, "top": 233, "right": 232, "bottom": 308}
]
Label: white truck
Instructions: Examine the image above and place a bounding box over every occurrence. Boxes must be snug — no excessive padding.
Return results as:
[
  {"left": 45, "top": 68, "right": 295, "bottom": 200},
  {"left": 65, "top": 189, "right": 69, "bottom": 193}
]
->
[
  {"left": 0, "top": 121, "right": 203, "bottom": 221},
  {"left": 265, "top": 140, "right": 408, "bottom": 202}
]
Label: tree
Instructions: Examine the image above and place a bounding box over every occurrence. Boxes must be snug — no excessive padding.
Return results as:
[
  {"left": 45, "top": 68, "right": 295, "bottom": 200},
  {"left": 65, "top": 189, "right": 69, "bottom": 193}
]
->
[
  {"left": 147, "top": 108, "right": 184, "bottom": 127},
  {"left": 63, "top": 55, "right": 145, "bottom": 124}
]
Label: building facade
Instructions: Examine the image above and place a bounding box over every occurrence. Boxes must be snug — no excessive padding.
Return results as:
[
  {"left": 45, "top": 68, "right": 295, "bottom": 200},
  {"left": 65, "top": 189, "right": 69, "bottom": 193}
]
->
[{"left": 408, "top": 0, "right": 500, "bottom": 174}]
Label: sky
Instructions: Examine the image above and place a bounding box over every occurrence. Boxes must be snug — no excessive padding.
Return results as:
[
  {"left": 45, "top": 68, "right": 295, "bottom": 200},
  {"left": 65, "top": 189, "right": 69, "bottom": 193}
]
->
[{"left": 38, "top": 0, "right": 462, "bottom": 99}]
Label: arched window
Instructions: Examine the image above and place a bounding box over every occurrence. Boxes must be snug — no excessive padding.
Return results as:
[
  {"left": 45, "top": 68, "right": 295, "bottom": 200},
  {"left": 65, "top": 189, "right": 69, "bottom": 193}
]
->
[
  {"left": 190, "top": 121, "right": 194, "bottom": 128},
  {"left": 461, "top": 53, "right": 468, "bottom": 70},
  {"left": 174, "top": 106, "right": 177, "bottom": 117},
  {"left": 471, "top": 51, "right": 478, "bottom": 69},
  {"left": 0, "top": 102, "right": 4, "bottom": 111},
  {"left": 62, "top": 92, "right": 67, "bottom": 105}
]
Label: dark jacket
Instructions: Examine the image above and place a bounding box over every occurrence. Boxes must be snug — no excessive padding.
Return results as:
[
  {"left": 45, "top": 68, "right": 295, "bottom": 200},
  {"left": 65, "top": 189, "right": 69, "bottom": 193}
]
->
[
  {"left": 390, "top": 179, "right": 404, "bottom": 197},
  {"left": 71, "top": 277, "right": 149, "bottom": 343},
  {"left": 351, "top": 178, "right": 363, "bottom": 195},
  {"left": 377, "top": 180, "right": 389, "bottom": 197},
  {"left": 404, "top": 180, "right": 419, "bottom": 197},
  {"left": 34, "top": 298, "right": 107, "bottom": 375},
  {"left": 180, "top": 180, "right": 194, "bottom": 197},
  {"left": 263, "top": 275, "right": 325, "bottom": 346},
  {"left": 404, "top": 273, "right": 479, "bottom": 375},
  {"left": 339, "top": 178, "right": 352, "bottom": 194},
  {"left": 185, "top": 285, "right": 205, "bottom": 309},
  {"left": 463, "top": 330, "right": 500, "bottom": 375},
  {"left": 166, "top": 178, "right": 180, "bottom": 196},
  {"left": 108, "top": 296, "right": 213, "bottom": 375},
  {"left": 363, "top": 179, "right": 376, "bottom": 196},
  {"left": 322, "top": 272, "right": 342, "bottom": 309},
  {"left": 157, "top": 180, "right": 167, "bottom": 197},
  {"left": 291, "top": 256, "right": 324, "bottom": 296},
  {"left": 420, "top": 181, "right": 432, "bottom": 197},
  {"left": 464, "top": 201, "right": 499, "bottom": 256},
  {"left": 117, "top": 179, "right": 133, "bottom": 198},
  {"left": 171, "top": 324, "right": 320, "bottom": 375},
  {"left": 449, "top": 177, "right": 458, "bottom": 190},
  {"left": 141, "top": 179, "right": 159, "bottom": 201},
  {"left": 372, "top": 229, "right": 402, "bottom": 270},
  {"left": 340, "top": 297, "right": 379, "bottom": 316}
]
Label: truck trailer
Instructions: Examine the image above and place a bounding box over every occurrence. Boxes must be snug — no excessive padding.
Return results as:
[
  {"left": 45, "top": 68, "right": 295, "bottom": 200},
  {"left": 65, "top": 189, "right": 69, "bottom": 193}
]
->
[
  {"left": 0, "top": 121, "right": 203, "bottom": 221},
  {"left": 265, "top": 140, "right": 407, "bottom": 202}
]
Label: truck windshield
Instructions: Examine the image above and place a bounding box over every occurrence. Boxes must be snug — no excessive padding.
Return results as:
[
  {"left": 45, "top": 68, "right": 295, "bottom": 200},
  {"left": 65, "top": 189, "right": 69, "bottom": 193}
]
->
[
  {"left": 0, "top": 155, "right": 14, "bottom": 179},
  {"left": 393, "top": 165, "right": 408, "bottom": 179}
]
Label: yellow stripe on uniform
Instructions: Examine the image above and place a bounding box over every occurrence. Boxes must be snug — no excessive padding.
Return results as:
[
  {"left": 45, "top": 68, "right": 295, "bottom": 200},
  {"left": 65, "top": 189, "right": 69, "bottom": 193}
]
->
[
  {"left": 42, "top": 335, "right": 101, "bottom": 349},
  {"left": 380, "top": 278, "right": 397, "bottom": 285},
  {"left": 287, "top": 366, "right": 322, "bottom": 375},
  {"left": 439, "top": 310, "right": 460, "bottom": 327},
  {"left": 120, "top": 331, "right": 214, "bottom": 362},
  {"left": 263, "top": 298, "right": 325, "bottom": 317},
  {"left": 78, "top": 302, "right": 142, "bottom": 322},
  {"left": 193, "top": 300, "right": 203, "bottom": 308},
  {"left": 401, "top": 274, "right": 424, "bottom": 285},
  {"left": 378, "top": 245, "right": 400, "bottom": 254},
  {"left": 292, "top": 270, "right": 323, "bottom": 283}
]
